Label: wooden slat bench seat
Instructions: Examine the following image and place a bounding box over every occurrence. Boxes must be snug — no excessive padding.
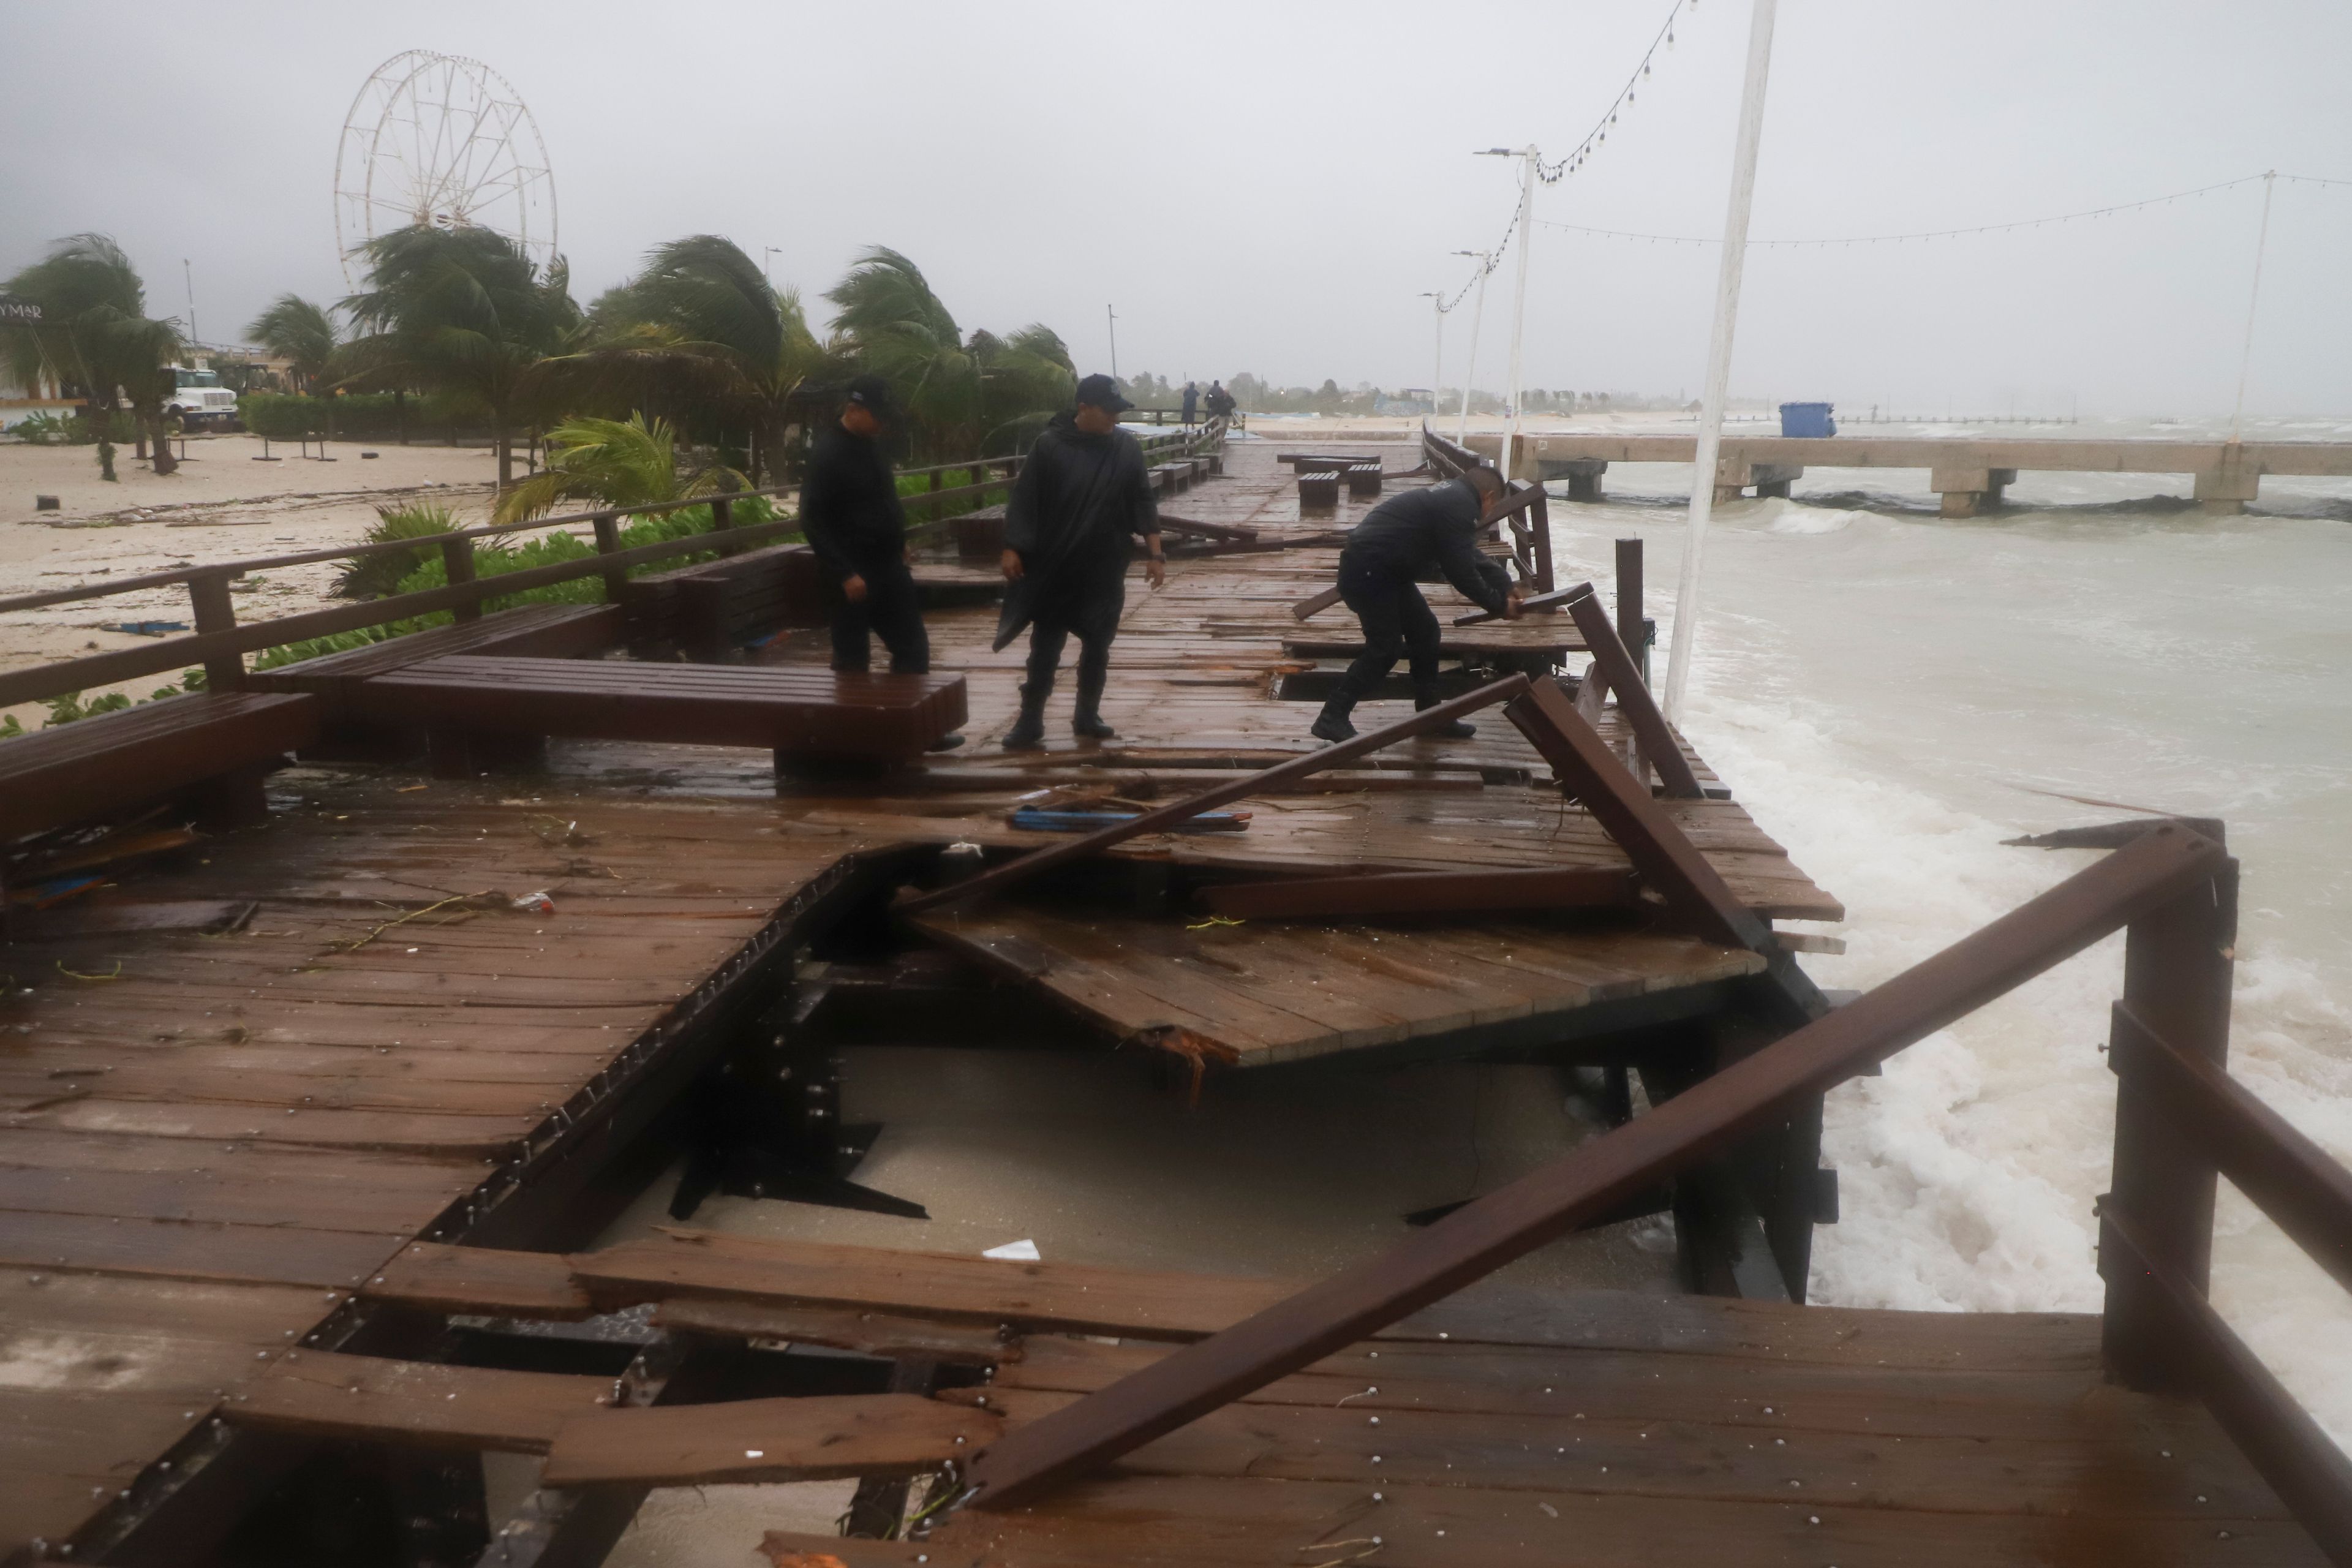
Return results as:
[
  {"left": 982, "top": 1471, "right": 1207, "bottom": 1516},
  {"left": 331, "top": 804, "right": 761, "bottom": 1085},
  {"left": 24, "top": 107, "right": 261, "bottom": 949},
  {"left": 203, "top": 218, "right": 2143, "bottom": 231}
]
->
[
  {"left": 1345, "top": 461, "right": 1382, "bottom": 497},
  {"left": 622, "top": 543, "right": 826, "bottom": 662},
  {"left": 246, "top": 602, "right": 624, "bottom": 722},
  {"left": 1296, "top": 470, "right": 1340, "bottom": 513},
  {"left": 353, "top": 655, "right": 967, "bottom": 772},
  {"left": 0, "top": 691, "right": 317, "bottom": 846},
  {"left": 951, "top": 504, "right": 1009, "bottom": 564}
]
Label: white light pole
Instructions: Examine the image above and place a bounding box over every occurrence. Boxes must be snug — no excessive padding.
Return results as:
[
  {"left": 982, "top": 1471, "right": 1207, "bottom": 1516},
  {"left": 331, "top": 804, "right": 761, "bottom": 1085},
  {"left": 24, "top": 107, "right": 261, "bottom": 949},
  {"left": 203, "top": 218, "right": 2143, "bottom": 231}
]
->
[
  {"left": 1420, "top": 291, "right": 1446, "bottom": 425},
  {"left": 1663, "top": 0, "right": 1779, "bottom": 722},
  {"left": 1477, "top": 146, "right": 1539, "bottom": 482},
  {"left": 1451, "top": 249, "right": 1491, "bottom": 444},
  {"left": 1106, "top": 304, "right": 1120, "bottom": 382},
  {"left": 763, "top": 246, "right": 783, "bottom": 284},
  {"left": 2228, "top": 170, "right": 2277, "bottom": 445}
]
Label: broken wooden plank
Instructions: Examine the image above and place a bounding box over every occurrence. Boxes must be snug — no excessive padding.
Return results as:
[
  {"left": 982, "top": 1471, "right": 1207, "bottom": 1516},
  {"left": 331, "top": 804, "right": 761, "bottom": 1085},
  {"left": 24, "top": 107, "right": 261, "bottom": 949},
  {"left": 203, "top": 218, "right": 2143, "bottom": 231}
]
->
[
  {"left": 761, "top": 1531, "right": 979, "bottom": 1567},
  {"left": 538, "top": 1393, "right": 998, "bottom": 1488},
  {"left": 575, "top": 1228, "right": 1295, "bottom": 1341},
  {"left": 957, "top": 825, "right": 2231, "bottom": 1509},
  {"left": 1564, "top": 592, "right": 1704, "bottom": 799},
  {"left": 1200, "top": 867, "right": 1639, "bottom": 921},
  {"left": 652, "top": 1296, "right": 1017, "bottom": 1367},
  {"left": 1452, "top": 580, "right": 1594, "bottom": 627},
  {"left": 1289, "top": 585, "right": 1343, "bottom": 620},
  {"left": 897, "top": 675, "right": 1532, "bottom": 914},
  {"left": 361, "top": 1241, "right": 594, "bottom": 1321},
  {"left": 230, "top": 1349, "right": 612, "bottom": 1452}
]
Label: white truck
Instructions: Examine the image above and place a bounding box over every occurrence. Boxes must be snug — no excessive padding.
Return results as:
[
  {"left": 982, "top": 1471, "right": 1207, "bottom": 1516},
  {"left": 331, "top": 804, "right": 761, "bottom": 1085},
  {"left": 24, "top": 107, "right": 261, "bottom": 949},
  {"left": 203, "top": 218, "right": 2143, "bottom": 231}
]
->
[{"left": 164, "top": 366, "right": 240, "bottom": 431}]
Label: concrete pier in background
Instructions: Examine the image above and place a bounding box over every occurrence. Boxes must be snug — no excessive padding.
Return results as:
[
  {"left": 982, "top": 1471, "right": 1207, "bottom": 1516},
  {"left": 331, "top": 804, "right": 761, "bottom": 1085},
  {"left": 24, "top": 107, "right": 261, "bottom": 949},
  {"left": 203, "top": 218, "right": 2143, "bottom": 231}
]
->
[{"left": 1466, "top": 432, "right": 2352, "bottom": 516}]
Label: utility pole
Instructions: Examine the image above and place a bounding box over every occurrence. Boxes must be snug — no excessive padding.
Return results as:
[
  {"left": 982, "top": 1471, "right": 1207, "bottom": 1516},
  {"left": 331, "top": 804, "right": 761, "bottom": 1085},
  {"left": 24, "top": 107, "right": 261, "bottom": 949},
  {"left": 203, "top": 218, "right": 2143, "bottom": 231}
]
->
[
  {"left": 2228, "top": 170, "right": 2277, "bottom": 445},
  {"left": 1476, "top": 147, "right": 1538, "bottom": 483},
  {"left": 1663, "top": 0, "right": 1779, "bottom": 722},
  {"left": 763, "top": 246, "right": 783, "bottom": 284},
  {"left": 1451, "top": 249, "right": 1491, "bottom": 444},
  {"left": 1420, "top": 292, "right": 1446, "bottom": 424},
  {"left": 1106, "top": 304, "right": 1120, "bottom": 382},
  {"left": 182, "top": 258, "right": 198, "bottom": 349}
]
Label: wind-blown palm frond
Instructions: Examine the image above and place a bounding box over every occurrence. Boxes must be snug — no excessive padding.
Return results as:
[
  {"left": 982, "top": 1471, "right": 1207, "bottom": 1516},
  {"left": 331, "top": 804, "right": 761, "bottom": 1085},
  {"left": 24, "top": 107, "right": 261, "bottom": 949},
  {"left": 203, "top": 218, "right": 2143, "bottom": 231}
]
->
[
  {"left": 4, "top": 234, "right": 183, "bottom": 472},
  {"left": 244, "top": 295, "right": 339, "bottom": 392},
  {"left": 492, "top": 413, "right": 742, "bottom": 522}
]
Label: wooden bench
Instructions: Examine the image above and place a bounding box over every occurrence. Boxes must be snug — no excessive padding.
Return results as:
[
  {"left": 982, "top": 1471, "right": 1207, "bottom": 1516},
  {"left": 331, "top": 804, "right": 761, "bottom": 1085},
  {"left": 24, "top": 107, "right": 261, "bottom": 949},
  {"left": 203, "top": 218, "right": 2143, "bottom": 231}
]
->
[
  {"left": 951, "top": 504, "right": 1009, "bottom": 564},
  {"left": 1296, "top": 470, "right": 1341, "bottom": 513},
  {"left": 1346, "top": 462, "right": 1383, "bottom": 497},
  {"left": 622, "top": 543, "right": 826, "bottom": 662},
  {"left": 0, "top": 692, "right": 318, "bottom": 928},
  {"left": 247, "top": 603, "right": 624, "bottom": 723},
  {"left": 352, "top": 656, "right": 968, "bottom": 775}
]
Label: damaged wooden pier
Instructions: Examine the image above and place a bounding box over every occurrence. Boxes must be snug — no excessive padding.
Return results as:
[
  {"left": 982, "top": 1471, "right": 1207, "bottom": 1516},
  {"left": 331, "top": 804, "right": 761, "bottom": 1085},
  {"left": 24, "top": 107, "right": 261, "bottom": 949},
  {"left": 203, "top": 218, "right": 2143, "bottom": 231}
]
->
[{"left": 2, "top": 429, "right": 2348, "bottom": 1566}]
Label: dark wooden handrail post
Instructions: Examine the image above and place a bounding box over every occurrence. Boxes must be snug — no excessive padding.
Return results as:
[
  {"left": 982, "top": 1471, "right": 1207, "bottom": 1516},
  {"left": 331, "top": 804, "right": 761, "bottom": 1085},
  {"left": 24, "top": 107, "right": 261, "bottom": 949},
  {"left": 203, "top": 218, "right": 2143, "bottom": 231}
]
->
[
  {"left": 2101, "top": 830, "right": 2237, "bottom": 1391},
  {"left": 440, "top": 535, "right": 481, "bottom": 624},
  {"left": 185, "top": 568, "right": 246, "bottom": 692},
  {"left": 709, "top": 493, "right": 739, "bottom": 559},
  {"left": 1529, "top": 486, "right": 1555, "bottom": 594},
  {"left": 1615, "top": 537, "right": 1645, "bottom": 687},
  {"left": 591, "top": 514, "right": 628, "bottom": 604}
]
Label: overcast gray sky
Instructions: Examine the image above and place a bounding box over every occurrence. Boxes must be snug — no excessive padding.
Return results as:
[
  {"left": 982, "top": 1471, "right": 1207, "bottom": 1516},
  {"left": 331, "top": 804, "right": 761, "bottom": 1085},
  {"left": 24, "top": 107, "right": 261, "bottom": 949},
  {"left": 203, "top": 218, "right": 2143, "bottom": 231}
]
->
[{"left": 5, "top": 0, "right": 2346, "bottom": 417}]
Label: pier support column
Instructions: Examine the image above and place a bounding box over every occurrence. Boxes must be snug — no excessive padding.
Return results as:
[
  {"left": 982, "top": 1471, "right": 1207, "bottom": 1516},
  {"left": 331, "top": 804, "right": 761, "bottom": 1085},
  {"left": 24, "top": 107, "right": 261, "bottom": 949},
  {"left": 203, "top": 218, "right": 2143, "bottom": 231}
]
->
[
  {"left": 1540, "top": 459, "right": 1608, "bottom": 502},
  {"left": 1931, "top": 466, "right": 2011, "bottom": 518},
  {"left": 2193, "top": 460, "right": 2260, "bottom": 516},
  {"left": 1713, "top": 458, "right": 1804, "bottom": 502}
]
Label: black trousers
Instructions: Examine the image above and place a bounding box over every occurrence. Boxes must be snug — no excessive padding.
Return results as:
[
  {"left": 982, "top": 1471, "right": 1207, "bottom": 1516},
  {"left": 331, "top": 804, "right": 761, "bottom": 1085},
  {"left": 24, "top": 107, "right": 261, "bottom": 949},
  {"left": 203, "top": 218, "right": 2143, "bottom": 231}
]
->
[
  {"left": 1335, "top": 556, "right": 1441, "bottom": 703},
  {"left": 1020, "top": 573, "right": 1125, "bottom": 703},
  {"left": 828, "top": 559, "right": 928, "bottom": 674}
]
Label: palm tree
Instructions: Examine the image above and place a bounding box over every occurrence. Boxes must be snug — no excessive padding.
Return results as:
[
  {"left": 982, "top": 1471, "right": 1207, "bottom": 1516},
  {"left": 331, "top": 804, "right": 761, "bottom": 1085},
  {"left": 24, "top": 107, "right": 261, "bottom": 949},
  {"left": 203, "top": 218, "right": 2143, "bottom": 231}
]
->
[
  {"left": 524, "top": 235, "right": 837, "bottom": 484},
  {"left": 823, "top": 246, "right": 981, "bottom": 459},
  {"left": 971, "top": 323, "right": 1077, "bottom": 454},
  {"left": 1, "top": 233, "right": 184, "bottom": 477},
  {"left": 491, "top": 412, "right": 743, "bottom": 522},
  {"left": 244, "top": 295, "right": 339, "bottom": 394},
  {"left": 335, "top": 224, "right": 579, "bottom": 485}
]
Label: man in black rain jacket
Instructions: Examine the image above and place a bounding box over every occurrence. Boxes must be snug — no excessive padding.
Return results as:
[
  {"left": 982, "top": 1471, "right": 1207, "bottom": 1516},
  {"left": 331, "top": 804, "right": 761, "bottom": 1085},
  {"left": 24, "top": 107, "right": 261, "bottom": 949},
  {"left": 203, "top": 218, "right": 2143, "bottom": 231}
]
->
[
  {"left": 1311, "top": 466, "right": 1523, "bottom": 744},
  {"left": 993, "top": 373, "right": 1165, "bottom": 747},
  {"left": 800, "top": 375, "right": 962, "bottom": 749}
]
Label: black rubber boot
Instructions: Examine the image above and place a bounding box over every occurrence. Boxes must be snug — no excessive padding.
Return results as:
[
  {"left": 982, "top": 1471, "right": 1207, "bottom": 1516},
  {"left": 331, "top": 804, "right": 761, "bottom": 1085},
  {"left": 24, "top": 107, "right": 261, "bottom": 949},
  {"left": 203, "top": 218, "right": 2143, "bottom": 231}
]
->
[
  {"left": 1310, "top": 696, "right": 1358, "bottom": 744},
  {"left": 1071, "top": 669, "right": 1115, "bottom": 740},
  {"left": 1414, "top": 686, "right": 1476, "bottom": 740},
  {"left": 1003, "top": 685, "right": 1049, "bottom": 750}
]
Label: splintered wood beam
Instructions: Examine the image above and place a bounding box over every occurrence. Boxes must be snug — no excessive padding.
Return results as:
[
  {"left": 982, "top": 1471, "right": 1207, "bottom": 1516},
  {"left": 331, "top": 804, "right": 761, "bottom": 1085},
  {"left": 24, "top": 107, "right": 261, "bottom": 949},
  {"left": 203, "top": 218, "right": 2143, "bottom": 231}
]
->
[
  {"left": 1290, "top": 585, "right": 1344, "bottom": 620},
  {"left": 1504, "top": 679, "right": 1763, "bottom": 951},
  {"left": 1200, "top": 867, "right": 1639, "bottom": 922},
  {"left": 360, "top": 1240, "right": 594, "bottom": 1320},
  {"left": 897, "top": 674, "right": 1534, "bottom": 914},
  {"left": 1565, "top": 592, "right": 1705, "bottom": 799},
  {"left": 650, "top": 1297, "right": 1016, "bottom": 1368},
  {"left": 231, "top": 1350, "right": 614, "bottom": 1453},
  {"left": 538, "top": 1394, "right": 1000, "bottom": 1488},
  {"left": 956, "top": 823, "right": 2229, "bottom": 1511},
  {"left": 1155, "top": 514, "right": 1259, "bottom": 543},
  {"left": 1452, "top": 579, "right": 1595, "bottom": 627}
]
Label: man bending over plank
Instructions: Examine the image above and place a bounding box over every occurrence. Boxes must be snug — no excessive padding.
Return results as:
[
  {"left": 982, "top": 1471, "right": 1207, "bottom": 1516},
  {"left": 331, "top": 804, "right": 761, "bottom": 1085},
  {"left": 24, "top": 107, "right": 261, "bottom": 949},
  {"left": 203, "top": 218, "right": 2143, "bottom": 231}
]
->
[{"left": 1311, "top": 466, "right": 1523, "bottom": 743}]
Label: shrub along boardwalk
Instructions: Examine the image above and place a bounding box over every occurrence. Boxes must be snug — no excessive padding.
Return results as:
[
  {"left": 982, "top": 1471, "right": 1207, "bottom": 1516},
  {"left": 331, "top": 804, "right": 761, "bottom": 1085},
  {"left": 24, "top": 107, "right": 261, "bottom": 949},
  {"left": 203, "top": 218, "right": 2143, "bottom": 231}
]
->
[{"left": 0, "top": 437, "right": 1858, "bottom": 1558}]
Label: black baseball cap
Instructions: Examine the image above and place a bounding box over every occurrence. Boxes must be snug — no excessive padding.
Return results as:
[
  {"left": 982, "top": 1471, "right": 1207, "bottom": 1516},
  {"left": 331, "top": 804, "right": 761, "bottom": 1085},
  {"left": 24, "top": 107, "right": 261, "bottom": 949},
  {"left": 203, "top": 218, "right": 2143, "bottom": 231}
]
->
[
  {"left": 1074, "top": 373, "right": 1133, "bottom": 413},
  {"left": 844, "top": 374, "right": 897, "bottom": 419}
]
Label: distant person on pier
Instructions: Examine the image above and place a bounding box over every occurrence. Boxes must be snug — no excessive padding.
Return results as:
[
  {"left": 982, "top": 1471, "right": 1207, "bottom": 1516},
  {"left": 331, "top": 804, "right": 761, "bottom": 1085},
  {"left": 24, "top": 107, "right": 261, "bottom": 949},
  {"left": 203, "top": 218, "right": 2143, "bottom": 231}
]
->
[
  {"left": 802, "top": 375, "right": 963, "bottom": 748},
  {"left": 994, "top": 372, "right": 1166, "bottom": 748},
  {"left": 1311, "top": 466, "right": 1523, "bottom": 744},
  {"left": 1182, "top": 380, "right": 1199, "bottom": 426},
  {"left": 1205, "top": 380, "right": 1234, "bottom": 420}
]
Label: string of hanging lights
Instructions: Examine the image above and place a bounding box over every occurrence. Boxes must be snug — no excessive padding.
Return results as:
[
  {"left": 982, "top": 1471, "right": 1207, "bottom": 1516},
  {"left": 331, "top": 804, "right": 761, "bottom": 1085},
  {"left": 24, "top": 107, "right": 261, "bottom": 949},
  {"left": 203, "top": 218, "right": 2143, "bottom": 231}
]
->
[{"left": 1528, "top": 171, "right": 2351, "bottom": 249}]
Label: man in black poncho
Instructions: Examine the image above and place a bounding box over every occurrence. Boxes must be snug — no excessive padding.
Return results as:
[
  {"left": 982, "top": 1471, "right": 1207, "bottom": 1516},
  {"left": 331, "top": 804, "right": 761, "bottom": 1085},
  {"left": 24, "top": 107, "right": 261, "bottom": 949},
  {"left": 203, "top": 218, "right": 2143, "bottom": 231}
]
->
[
  {"left": 1310, "top": 466, "right": 1523, "bottom": 744},
  {"left": 801, "top": 375, "right": 963, "bottom": 748},
  {"left": 993, "top": 373, "right": 1165, "bottom": 748}
]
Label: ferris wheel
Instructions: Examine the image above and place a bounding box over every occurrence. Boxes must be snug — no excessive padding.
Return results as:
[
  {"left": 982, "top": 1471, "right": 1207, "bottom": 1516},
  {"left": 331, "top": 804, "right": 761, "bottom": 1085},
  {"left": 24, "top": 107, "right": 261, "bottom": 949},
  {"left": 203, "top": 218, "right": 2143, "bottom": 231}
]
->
[{"left": 333, "top": 50, "right": 558, "bottom": 285}]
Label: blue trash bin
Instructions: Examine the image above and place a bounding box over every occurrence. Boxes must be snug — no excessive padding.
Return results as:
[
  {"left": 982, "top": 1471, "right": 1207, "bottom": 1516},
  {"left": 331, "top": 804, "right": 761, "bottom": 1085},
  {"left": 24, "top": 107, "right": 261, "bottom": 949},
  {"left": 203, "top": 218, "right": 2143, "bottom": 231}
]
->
[{"left": 1779, "top": 401, "right": 1836, "bottom": 438}]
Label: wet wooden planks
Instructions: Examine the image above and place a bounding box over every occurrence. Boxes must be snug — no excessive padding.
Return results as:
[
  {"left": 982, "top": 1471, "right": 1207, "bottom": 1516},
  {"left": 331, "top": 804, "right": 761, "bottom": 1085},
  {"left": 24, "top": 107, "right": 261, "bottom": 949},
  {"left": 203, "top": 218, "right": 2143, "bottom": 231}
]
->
[
  {"left": 0, "top": 782, "right": 850, "bottom": 1553},
  {"left": 910, "top": 902, "right": 1767, "bottom": 1065}
]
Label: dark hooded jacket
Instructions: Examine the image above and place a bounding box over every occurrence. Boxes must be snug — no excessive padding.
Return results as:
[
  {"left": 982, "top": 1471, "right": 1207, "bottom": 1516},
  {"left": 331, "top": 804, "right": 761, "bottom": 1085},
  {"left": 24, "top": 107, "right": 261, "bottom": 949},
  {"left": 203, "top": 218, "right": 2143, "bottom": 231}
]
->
[
  {"left": 799, "top": 420, "right": 907, "bottom": 580},
  {"left": 992, "top": 412, "right": 1159, "bottom": 650},
  {"left": 1339, "top": 478, "right": 1512, "bottom": 616}
]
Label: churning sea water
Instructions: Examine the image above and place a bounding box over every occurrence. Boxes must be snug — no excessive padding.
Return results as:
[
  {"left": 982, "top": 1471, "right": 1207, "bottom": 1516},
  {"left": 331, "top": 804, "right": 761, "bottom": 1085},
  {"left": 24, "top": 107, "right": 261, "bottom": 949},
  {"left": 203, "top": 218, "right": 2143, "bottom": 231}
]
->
[{"left": 1544, "top": 413, "right": 2352, "bottom": 1445}]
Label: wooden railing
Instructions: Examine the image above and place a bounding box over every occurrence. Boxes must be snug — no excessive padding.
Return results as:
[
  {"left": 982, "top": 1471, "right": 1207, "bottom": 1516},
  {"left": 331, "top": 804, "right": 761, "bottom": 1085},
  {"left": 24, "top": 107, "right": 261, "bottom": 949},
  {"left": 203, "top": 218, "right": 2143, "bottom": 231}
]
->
[
  {"left": 0, "top": 420, "right": 1227, "bottom": 715},
  {"left": 1423, "top": 420, "right": 1554, "bottom": 593},
  {"left": 960, "top": 811, "right": 2352, "bottom": 1559}
]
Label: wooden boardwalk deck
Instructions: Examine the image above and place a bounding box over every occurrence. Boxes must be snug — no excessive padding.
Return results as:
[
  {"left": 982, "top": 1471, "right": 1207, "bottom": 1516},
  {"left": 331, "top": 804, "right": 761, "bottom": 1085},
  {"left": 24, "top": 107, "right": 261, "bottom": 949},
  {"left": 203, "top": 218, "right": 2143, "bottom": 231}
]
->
[{"left": 0, "top": 436, "right": 1852, "bottom": 1556}]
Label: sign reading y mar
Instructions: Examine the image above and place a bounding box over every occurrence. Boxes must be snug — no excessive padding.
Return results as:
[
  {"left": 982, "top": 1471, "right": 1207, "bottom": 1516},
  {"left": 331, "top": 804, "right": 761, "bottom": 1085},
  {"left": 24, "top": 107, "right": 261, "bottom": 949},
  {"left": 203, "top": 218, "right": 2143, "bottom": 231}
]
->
[{"left": 0, "top": 296, "right": 45, "bottom": 324}]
